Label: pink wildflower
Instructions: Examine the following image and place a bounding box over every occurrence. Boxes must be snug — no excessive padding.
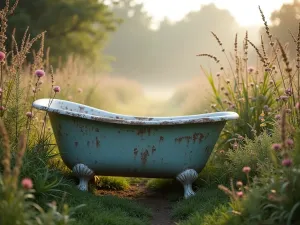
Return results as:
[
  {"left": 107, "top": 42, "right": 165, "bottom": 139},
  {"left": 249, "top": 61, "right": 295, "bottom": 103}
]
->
[
  {"left": 0, "top": 51, "right": 5, "bottom": 62},
  {"left": 236, "top": 191, "right": 244, "bottom": 198},
  {"left": 296, "top": 102, "right": 300, "bottom": 110},
  {"left": 282, "top": 158, "right": 292, "bottom": 167},
  {"left": 26, "top": 112, "right": 33, "bottom": 118},
  {"left": 286, "top": 139, "right": 294, "bottom": 148},
  {"left": 242, "top": 166, "right": 251, "bottom": 174},
  {"left": 0, "top": 106, "right": 5, "bottom": 111},
  {"left": 21, "top": 178, "right": 33, "bottom": 189},
  {"left": 272, "top": 143, "right": 282, "bottom": 151},
  {"left": 248, "top": 67, "right": 254, "bottom": 73},
  {"left": 35, "top": 69, "right": 45, "bottom": 78},
  {"left": 53, "top": 86, "right": 61, "bottom": 93}
]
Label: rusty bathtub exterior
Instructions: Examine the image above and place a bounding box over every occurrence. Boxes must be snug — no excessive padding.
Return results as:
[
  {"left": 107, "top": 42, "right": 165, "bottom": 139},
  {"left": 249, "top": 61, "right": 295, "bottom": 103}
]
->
[{"left": 33, "top": 98, "right": 239, "bottom": 198}]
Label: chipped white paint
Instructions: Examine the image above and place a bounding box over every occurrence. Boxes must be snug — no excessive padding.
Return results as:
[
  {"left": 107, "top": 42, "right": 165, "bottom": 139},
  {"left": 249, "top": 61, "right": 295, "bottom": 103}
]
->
[{"left": 32, "top": 98, "right": 239, "bottom": 125}]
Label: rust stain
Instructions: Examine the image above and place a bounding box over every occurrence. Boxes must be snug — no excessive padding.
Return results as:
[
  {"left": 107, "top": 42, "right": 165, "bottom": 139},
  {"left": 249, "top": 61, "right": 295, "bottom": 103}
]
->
[
  {"left": 140, "top": 150, "right": 149, "bottom": 165},
  {"left": 151, "top": 145, "right": 156, "bottom": 154},
  {"left": 74, "top": 141, "right": 78, "bottom": 147},
  {"left": 192, "top": 132, "right": 205, "bottom": 143},
  {"left": 133, "top": 148, "right": 138, "bottom": 158},
  {"left": 136, "top": 128, "right": 151, "bottom": 136},
  {"left": 159, "top": 136, "right": 164, "bottom": 143},
  {"left": 175, "top": 136, "right": 192, "bottom": 144},
  {"left": 96, "top": 137, "right": 100, "bottom": 148}
]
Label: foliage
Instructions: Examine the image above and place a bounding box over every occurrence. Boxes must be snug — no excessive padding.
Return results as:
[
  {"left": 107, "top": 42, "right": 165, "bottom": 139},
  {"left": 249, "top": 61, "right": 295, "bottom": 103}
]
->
[
  {"left": 0, "top": 120, "right": 84, "bottom": 225},
  {"left": 0, "top": 0, "right": 121, "bottom": 68},
  {"left": 94, "top": 176, "right": 129, "bottom": 191},
  {"left": 197, "top": 6, "right": 300, "bottom": 149}
]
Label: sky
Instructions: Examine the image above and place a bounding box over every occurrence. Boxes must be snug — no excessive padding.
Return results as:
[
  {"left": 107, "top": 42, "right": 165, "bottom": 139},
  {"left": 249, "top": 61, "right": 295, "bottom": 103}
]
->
[{"left": 134, "top": 0, "right": 294, "bottom": 28}]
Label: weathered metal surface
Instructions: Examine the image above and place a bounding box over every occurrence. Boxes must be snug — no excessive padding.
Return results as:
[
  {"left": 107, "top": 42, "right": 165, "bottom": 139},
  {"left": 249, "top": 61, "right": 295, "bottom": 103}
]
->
[{"left": 32, "top": 98, "right": 239, "bottom": 178}]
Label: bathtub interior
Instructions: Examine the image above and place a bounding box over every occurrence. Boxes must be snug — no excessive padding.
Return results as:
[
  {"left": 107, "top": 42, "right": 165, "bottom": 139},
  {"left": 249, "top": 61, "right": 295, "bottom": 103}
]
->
[{"left": 32, "top": 98, "right": 239, "bottom": 124}]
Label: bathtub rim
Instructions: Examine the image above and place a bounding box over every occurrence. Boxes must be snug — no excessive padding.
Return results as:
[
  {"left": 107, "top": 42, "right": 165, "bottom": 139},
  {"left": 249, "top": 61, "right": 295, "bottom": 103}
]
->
[{"left": 32, "top": 98, "right": 239, "bottom": 125}]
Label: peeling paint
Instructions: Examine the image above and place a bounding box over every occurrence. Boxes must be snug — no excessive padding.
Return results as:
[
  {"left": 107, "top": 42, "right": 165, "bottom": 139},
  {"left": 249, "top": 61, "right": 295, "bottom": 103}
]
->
[{"left": 141, "top": 150, "right": 149, "bottom": 165}]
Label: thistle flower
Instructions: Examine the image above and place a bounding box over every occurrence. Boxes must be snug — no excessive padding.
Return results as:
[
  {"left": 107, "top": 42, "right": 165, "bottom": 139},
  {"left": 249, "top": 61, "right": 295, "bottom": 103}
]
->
[
  {"left": 242, "top": 166, "right": 251, "bottom": 173},
  {"left": 0, "top": 51, "right": 5, "bottom": 62},
  {"left": 21, "top": 178, "right": 33, "bottom": 189},
  {"left": 35, "top": 69, "right": 45, "bottom": 78},
  {"left": 286, "top": 139, "right": 294, "bottom": 148},
  {"left": 272, "top": 143, "right": 282, "bottom": 151},
  {"left": 53, "top": 86, "right": 61, "bottom": 93},
  {"left": 26, "top": 112, "right": 33, "bottom": 118},
  {"left": 282, "top": 158, "right": 292, "bottom": 167}
]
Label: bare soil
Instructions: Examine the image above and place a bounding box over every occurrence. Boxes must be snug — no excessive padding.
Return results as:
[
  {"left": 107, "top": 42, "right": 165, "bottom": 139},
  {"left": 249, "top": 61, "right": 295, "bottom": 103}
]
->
[{"left": 95, "top": 181, "right": 175, "bottom": 225}]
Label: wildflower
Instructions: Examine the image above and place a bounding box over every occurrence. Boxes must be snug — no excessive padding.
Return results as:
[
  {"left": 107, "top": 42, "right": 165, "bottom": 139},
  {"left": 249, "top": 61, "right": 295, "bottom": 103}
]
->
[
  {"left": 263, "top": 105, "right": 269, "bottom": 111},
  {"left": 282, "top": 158, "right": 292, "bottom": 167},
  {"left": 232, "top": 142, "right": 238, "bottom": 150},
  {"left": 242, "top": 166, "right": 251, "bottom": 173},
  {"left": 269, "top": 80, "right": 274, "bottom": 85},
  {"left": 236, "top": 181, "right": 243, "bottom": 187},
  {"left": 77, "top": 88, "right": 83, "bottom": 93},
  {"left": 26, "top": 112, "right": 33, "bottom": 118},
  {"left": 21, "top": 178, "right": 33, "bottom": 189},
  {"left": 53, "top": 86, "right": 61, "bottom": 93},
  {"left": 272, "top": 143, "right": 282, "bottom": 151},
  {"left": 260, "top": 123, "right": 266, "bottom": 127},
  {"left": 275, "top": 114, "right": 281, "bottom": 120},
  {"left": 216, "top": 72, "right": 221, "bottom": 77},
  {"left": 226, "top": 79, "right": 230, "bottom": 84},
  {"left": 0, "top": 51, "right": 5, "bottom": 62},
  {"left": 248, "top": 67, "right": 254, "bottom": 73},
  {"left": 296, "top": 102, "right": 300, "bottom": 110},
  {"left": 285, "top": 88, "right": 292, "bottom": 96},
  {"left": 35, "top": 69, "right": 45, "bottom": 78},
  {"left": 236, "top": 191, "right": 244, "bottom": 198},
  {"left": 286, "top": 139, "right": 294, "bottom": 147},
  {"left": 0, "top": 106, "right": 5, "bottom": 111},
  {"left": 250, "top": 82, "right": 255, "bottom": 87},
  {"left": 230, "top": 104, "right": 236, "bottom": 109}
]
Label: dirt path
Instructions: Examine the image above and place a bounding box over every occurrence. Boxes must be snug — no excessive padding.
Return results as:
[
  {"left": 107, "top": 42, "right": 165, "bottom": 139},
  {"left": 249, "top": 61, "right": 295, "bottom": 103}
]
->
[{"left": 95, "top": 181, "right": 175, "bottom": 225}]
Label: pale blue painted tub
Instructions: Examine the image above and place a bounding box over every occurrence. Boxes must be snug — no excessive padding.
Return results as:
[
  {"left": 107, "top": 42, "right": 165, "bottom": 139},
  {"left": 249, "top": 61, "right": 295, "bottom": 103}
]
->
[{"left": 33, "top": 98, "right": 239, "bottom": 198}]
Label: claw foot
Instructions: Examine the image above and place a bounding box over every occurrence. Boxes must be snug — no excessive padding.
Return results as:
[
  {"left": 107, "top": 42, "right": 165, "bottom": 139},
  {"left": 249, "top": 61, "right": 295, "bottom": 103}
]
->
[
  {"left": 72, "top": 163, "right": 94, "bottom": 191},
  {"left": 176, "top": 169, "right": 198, "bottom": 199}
]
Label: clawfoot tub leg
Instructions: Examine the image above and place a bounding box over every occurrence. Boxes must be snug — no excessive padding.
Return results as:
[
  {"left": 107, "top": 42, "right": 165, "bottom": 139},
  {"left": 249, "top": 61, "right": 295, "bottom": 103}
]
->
[
  {"left": 72, "top": 164, "right": 95, "bottom": 191},
  {"left": 176, "top": 169, "right": 198, "bottom": 199}
]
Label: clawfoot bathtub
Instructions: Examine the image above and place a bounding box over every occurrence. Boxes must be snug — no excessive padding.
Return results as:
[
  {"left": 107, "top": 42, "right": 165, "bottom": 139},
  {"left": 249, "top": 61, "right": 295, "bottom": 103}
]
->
[{"left": 33, "top": 99, "right": 239, "bottom": 199}]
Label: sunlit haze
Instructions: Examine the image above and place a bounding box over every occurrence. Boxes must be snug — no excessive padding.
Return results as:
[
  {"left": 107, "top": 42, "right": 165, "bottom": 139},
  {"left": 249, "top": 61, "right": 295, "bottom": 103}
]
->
[{"left": 135, "top": 0, "right": 293, "bottom": 28}]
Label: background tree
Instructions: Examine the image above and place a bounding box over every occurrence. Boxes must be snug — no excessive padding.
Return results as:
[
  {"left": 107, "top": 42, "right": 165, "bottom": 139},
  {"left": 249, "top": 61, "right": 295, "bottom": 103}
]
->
[
  {"left": 104, "top": 2, "right": 259, "bottom": 87},
  {"left": 0, "top": 0, "right": 121, "bottom": 69}
]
